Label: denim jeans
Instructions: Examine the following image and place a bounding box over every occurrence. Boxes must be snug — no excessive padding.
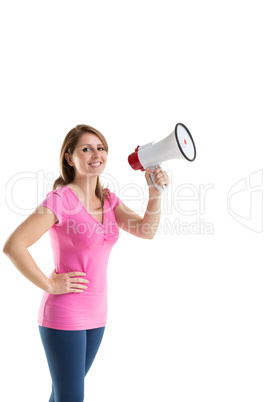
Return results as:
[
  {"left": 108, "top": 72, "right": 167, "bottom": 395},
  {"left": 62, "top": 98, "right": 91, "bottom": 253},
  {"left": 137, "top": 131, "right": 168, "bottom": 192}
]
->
[{"left": 39, "top": 325, "right": 105, "bottom": 402}]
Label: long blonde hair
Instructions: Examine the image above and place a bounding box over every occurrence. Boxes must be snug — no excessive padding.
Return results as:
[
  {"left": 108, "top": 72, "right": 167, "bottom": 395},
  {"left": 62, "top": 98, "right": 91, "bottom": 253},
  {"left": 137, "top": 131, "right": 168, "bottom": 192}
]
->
[{"left": 53, "top": 124, "right": 109, "bottom": 208}]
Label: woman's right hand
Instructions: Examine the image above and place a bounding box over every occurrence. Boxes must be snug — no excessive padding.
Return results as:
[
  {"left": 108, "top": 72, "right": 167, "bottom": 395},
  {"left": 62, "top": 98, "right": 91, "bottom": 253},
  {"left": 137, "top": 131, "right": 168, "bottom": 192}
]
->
[{"left": 48, "top": 269, "right": 89, "bottom": 294}]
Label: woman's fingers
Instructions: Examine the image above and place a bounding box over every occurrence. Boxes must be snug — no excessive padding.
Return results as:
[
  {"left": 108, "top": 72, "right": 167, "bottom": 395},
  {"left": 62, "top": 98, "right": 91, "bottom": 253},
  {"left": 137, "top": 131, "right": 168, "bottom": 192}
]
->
[
  {"left": 146, "top": 166, "right": 170, "bottom": 188},
  {"left": 49, "top": 271, "right": 90, "bottom": 294},
  {"left": 68, "top": 272, "right": 89, "bottom": 283},
  {"left": 68, "top": 272, "right": 89, "bottom": 291},
  {"left": 69, "top": 275, "right": 89, "bottom": 288},
  {"left": 70, "top": 278, "right": 89, "bottom": 285},
  {"left": 153, "top": 173, "right": 169, "bottom": 187},
  {"left": 68, "top": 271, "right": 87, "bottom": 277},
  {"left": 70, "top": 284, "right": 88, "bottom": 290}
]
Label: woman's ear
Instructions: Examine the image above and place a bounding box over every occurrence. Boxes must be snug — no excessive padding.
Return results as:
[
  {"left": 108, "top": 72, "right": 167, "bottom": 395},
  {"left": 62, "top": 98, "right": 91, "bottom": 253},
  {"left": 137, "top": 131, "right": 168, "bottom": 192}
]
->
[{"left": 65, "top": 152, "right": 73, "bottom": 167}]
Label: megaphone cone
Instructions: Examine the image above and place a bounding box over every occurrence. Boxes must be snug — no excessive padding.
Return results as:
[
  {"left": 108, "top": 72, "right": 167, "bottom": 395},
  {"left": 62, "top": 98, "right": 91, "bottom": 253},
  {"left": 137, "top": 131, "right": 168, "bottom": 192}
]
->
[{"left": 128, "top": 123, "right": 196, "bottom": 192}]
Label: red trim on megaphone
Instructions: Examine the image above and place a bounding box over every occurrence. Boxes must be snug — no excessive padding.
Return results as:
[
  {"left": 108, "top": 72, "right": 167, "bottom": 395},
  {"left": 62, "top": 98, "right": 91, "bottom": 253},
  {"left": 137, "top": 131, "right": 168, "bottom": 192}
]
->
[{"left": 128, "top": 146, "right": 145, "bottom": 171}]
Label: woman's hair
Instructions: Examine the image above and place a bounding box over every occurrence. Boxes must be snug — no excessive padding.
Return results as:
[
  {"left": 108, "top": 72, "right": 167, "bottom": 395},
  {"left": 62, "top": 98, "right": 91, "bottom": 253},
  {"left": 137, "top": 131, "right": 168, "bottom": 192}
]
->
[{"left": 53, "top": 124, "right": 109, "bottom": 208}]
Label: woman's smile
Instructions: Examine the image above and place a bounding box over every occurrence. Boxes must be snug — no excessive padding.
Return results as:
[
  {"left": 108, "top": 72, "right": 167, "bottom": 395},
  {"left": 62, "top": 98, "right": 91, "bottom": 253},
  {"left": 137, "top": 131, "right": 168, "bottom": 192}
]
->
[{"left": 88, "top": 162, "right": 103, "bottom": 168}]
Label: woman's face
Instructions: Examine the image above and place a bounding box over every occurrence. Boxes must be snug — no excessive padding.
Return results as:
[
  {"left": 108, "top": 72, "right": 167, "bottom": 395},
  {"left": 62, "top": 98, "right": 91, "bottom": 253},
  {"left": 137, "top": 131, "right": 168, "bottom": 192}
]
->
[{"left": 66, "top": 133, "right": 107, "bottom": 177}]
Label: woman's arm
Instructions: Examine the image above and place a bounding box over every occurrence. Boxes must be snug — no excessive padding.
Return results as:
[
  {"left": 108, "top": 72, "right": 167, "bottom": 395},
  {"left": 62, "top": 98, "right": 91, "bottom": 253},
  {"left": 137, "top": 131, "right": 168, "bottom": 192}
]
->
[
  {"left": 3, "top": 206, "right": 88, "bottom": 294},
  {"left": 114, "top": 166, "right": 169, "bottom": 239}
]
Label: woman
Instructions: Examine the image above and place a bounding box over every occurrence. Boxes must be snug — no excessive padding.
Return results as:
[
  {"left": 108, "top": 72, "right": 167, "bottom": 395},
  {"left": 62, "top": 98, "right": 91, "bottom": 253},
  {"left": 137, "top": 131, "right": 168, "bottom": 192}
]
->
[{"left": 3, "top": 124, "right": 170, "bottom": 401}]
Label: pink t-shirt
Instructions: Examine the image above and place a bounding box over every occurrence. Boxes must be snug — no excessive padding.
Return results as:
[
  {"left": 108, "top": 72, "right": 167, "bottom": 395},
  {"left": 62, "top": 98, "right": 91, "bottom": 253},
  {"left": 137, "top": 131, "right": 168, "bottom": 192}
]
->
[{"left": 37, "top": 185, "right": 122, "bottom": 330}]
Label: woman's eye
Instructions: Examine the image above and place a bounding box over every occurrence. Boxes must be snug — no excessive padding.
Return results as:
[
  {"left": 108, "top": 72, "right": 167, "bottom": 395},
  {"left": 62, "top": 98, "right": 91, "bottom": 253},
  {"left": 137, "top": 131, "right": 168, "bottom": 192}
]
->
[{"left": 82, "top": 147, "right": 105, "bottom": 152}]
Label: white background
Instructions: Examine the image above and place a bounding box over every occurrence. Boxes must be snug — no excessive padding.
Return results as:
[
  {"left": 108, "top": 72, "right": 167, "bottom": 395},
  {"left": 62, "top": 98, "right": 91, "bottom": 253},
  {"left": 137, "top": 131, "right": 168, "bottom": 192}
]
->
[{"left": 0, "top": 1, "right": 267, "bottom": 401}]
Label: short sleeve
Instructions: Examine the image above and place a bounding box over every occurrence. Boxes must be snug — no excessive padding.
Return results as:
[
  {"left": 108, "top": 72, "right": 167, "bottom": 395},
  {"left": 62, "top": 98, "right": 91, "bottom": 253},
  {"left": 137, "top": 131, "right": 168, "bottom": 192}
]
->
[
  {"left": 104, "top": 188, "right": 122, "bottom": 210},
  {"left": 38, "top": 190, "right": 64, "bottom": 225},
  {"left": 112, "top": 193, "right": 122, "bottom": 209}
]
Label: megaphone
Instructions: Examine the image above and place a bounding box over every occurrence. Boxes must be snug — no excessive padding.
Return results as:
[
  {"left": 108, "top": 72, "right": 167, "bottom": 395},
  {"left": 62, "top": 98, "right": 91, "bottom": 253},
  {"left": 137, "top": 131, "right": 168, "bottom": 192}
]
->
[{"left": 128, "top": 123, "right": 196, "bottom": 192}]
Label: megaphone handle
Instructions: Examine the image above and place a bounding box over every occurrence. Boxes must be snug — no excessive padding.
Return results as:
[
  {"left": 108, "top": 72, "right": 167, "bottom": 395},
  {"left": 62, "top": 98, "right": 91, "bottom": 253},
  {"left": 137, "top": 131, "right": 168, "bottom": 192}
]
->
[{"left": 149, "top": 165, "right": 167, "bottom": 192}]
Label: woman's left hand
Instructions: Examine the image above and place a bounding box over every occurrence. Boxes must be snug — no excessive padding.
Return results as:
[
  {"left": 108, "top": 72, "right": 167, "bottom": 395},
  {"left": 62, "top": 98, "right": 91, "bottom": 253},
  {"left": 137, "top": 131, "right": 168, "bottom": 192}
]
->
[{"left": 145, "top": 166, "right": 170, "bottom": 195}]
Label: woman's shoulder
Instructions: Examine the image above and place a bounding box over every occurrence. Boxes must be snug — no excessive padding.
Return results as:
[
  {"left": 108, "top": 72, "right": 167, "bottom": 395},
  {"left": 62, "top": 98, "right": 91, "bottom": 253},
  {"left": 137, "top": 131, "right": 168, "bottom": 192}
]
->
[
  {"left": 44, "top": 185, "right": 72, "bottom": 200},
  {"left": 103, "top": 187, "right": 117, "bottom": 200},
  {"left": 103, "top": 188, "right": 122, "bottom": 209},
  {"left": 103, "top": 187, "right": 111, "bottom": 197}
]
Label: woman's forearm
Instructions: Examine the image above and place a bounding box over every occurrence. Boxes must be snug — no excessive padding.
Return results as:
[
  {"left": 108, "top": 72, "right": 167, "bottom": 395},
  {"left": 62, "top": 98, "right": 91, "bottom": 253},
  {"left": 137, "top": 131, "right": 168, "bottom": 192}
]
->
[
  {"left": 3, "top": 244, "right": 51, "bottom": 293},
  {"left": 140, "top": 193, "right": 162, "bottom": 239}
]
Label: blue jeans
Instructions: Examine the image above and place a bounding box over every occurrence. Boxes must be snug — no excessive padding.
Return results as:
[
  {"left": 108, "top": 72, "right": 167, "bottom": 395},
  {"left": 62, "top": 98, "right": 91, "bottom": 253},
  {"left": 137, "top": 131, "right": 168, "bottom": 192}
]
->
[{"left": 39, "top": 325, "right": 105, "bottom": 402}]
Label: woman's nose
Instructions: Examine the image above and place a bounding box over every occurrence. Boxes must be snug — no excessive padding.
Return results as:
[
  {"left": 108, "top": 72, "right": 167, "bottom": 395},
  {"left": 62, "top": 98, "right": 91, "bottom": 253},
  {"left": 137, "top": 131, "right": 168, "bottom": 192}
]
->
[{"left": 92, "top": 149, "right": 101, "bottom": 157}]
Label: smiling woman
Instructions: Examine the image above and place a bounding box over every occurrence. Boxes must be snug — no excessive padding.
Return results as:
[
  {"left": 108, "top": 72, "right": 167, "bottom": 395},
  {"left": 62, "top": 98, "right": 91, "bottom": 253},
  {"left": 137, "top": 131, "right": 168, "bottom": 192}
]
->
[
  {"left": 82, "top": 144, "right": 106, "bottom": 168},
  {"left": 54, "top": 125, "right": 109, "bottom": 205},
  {"left": 3, "top": 123, "right": 170, "bottom": 401}
]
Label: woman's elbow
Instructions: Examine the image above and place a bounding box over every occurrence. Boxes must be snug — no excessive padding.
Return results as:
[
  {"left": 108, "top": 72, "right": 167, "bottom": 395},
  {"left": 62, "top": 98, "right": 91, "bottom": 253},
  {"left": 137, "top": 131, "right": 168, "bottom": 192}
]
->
[
  {"left": 139, "top": 224, "right": 158, "bottom": 240},
  {"left": 3, "top": 241, "right": 12, "bottom": 255},
  {"left": 3, "top": 237, "right": 22, "bottom": 255}
]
